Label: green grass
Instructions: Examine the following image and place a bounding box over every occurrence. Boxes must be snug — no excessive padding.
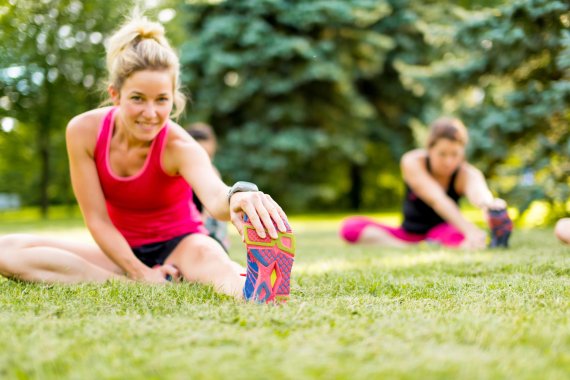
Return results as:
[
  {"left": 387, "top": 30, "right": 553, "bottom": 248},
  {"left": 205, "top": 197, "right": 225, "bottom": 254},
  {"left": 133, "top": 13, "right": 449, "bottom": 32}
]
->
[{"left": 0, "top": 215, "right": 569, "bottom": 380}]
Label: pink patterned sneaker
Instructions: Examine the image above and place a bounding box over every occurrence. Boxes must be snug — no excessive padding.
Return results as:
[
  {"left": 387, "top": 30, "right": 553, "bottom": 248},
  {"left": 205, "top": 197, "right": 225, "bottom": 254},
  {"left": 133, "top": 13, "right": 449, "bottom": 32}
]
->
[{"left": 242, "top": 215, "right": 295, "bottom": 303}]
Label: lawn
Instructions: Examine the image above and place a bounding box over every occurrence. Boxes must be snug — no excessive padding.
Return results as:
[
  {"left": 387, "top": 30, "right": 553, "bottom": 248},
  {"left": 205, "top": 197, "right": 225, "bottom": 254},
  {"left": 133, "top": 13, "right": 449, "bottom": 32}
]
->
[{"left": 0, "top": 213, "right": 569, "bottom": 379}]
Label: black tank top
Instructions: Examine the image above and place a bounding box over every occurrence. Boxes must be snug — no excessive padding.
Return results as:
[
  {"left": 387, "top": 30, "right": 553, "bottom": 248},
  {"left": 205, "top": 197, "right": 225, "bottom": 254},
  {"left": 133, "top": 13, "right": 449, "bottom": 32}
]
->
[{"left": 401, "top": 158, "right": 461, "bottom": 234}]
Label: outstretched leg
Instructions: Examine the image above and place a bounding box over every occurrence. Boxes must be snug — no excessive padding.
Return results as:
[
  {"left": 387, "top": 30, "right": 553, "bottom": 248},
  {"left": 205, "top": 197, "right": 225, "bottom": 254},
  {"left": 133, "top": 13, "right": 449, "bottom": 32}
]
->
[
  {"left": 0, "top": 234, "right": 124, "bottom": 283},
  {"left": 164, "top": 234, "right": 245, "bottom": 298},
  {"left": 425, "top": 223, "right": 465, "bottom": 247},
  {"left": 339, "top": 216, "right": 420, "bottom": 247}
]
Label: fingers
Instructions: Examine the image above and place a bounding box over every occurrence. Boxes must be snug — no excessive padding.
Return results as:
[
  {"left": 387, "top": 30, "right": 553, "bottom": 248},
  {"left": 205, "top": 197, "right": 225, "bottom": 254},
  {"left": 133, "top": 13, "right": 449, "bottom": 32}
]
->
[
  {"left": 161, "top": 264, "right": 181, "bottom": 282},
  {"left": 147, "top": 269, "right": 168, "bottom": 284},
  {"left": 151, "top": 264, "right": 179, "bottom": 283},
  {"left": 262, "top": 194, "right": 287, "bottom": 233},
  {"left": 230, "top": 192, "right": 289, "bottom": 240},
  {"left": 242, "top": 194, "right": 276, "bottom": 239},
  {"left": 495, "top": 199, "right": 507, "bottom": 210},
  {"left": 488, "top": 198, "right": 507, "bottom": 211}
]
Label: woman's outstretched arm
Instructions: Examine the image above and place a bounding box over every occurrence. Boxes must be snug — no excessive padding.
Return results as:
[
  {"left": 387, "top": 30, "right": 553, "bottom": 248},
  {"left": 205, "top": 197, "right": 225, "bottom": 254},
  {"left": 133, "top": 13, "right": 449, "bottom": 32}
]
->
[
  {"left": 462, "top": 164, "right": 506, "bottom": 210},
  {"left": 165, "top": 125, "right": 288, "bottom": 241}
]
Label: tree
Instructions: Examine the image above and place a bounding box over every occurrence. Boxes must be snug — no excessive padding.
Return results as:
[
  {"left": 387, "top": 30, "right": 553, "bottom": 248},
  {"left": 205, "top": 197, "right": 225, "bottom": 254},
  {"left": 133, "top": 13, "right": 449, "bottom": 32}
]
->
[
  {"left": 179, "top": 0, "right": 440, "bottom": 211},
  {"left": 0, "top": 0, "right": 135, "bottom": 217},
  {"left": 397, "top": 0, "right": 569, "bottom": 221}
]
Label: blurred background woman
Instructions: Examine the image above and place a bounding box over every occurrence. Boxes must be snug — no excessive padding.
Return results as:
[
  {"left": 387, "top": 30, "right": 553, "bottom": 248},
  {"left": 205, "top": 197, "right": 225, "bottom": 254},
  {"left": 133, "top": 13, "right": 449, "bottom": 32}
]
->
[{"left": 340, "top": 117, "right": 513, "bottom": 249}]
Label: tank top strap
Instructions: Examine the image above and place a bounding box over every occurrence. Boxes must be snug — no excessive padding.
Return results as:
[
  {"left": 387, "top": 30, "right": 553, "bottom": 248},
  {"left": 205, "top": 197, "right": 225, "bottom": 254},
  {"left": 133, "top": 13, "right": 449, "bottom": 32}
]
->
[
  {"left": 449, "top": 166, "right": 460, "bottom": 188},
  {"left": 147, "top": 123, "right": 169, "bottom": 171},
  {"left": 94, "top": 107, "right": 116, "bottom": 164},
  {"left": 447, "top": 166, "right": 461, "bottom": 200}
]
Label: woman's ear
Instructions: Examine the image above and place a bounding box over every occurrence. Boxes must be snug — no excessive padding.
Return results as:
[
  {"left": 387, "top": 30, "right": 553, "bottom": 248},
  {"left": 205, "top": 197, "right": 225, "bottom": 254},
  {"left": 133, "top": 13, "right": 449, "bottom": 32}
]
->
[{"left": 108, "top": 85, "right": 120, "bottom": 105}]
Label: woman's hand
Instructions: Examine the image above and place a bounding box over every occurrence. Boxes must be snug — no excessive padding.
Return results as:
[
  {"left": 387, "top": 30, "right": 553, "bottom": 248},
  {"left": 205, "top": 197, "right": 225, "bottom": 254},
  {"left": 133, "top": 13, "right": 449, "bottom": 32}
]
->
[
  {"left": 483, "top": 198, "right": 507, "bottom": 211},
  {"left": 229, "top": 191, "right": 288, "bottom": 240},
  {"left": 130, "top": 264, "right": 180, "bottom": 283},
  {"left": 461, "top": 226, "right": 488, "bottom": 250},
  {"left": 153, "top": 264, "right": 181, "bottom": 282}
]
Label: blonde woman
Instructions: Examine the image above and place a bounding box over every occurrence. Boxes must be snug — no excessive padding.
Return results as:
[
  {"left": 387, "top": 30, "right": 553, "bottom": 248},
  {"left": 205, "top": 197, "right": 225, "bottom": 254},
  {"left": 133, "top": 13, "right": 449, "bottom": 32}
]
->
[
  {"left": 0, "top": 16, "right": 294, "bottom": 303},
  {"left": 340, "top": 117, "right": 512, "bottom": 249}
]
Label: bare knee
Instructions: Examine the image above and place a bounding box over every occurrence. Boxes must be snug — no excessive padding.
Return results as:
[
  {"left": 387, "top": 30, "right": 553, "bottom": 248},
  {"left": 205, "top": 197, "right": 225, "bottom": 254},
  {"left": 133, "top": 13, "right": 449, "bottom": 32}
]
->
[
  {"left": 0, "top": 234, "right": 41, "bottom": 250},
  {"left": 192, "top": 239, "right": 228, "bottom": 265},
  {"left": 554, "top": 219, "right": 569, "bottom": 243},
  {"left": 0, "top": 234, "right": 26, "bottom": 276},
  {"left": 169, "top": 235, "right": 234, "bottom": 276},
  {"left": 0, "top": 234, "right": 44, "bottom": 276}
]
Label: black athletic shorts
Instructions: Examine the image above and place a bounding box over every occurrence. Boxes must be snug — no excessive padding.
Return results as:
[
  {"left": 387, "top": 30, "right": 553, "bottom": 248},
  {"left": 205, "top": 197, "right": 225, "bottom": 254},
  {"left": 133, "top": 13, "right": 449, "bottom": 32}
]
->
[{"left": 132, "top": 233, "right": 192, "bottom": 268}]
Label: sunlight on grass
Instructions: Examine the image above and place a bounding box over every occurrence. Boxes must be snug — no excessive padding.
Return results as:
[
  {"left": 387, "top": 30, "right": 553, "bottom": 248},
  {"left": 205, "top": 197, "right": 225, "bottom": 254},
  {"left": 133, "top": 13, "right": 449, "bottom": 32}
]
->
[
  {"left": 296, "top": 251, "right": 494, "bottom": 275},
  {"left": 381, "top": 250, "right": 494, "bottom": 269}
]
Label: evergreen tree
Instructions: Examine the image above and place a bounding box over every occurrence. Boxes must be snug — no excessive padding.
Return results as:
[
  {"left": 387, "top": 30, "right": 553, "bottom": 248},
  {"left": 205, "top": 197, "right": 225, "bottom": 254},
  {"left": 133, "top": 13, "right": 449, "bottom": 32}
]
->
[
  {"left": 398, "top": 0, "right": 569, "bottom": 220},
  {"left": 179, "top": 0, "right": 437, "bottom": 211}
]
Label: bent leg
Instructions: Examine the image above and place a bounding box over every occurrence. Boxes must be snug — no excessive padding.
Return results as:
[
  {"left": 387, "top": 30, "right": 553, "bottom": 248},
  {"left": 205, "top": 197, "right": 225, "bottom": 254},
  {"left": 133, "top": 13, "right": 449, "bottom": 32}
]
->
[
  {"left": 426, "top": 223, "right": 465, "bottom": 247},
  {"left": 0, "top": 234, "right": 124, "bottom": 283},
  {"left": 555, "top": 218, "right": 570, "bottom": 244},
  {"left": 165, "top": 234, "right": 245, "bottom": 299},
  {"left": 339, "top": 216, "right": 419, "bottom": 247}
]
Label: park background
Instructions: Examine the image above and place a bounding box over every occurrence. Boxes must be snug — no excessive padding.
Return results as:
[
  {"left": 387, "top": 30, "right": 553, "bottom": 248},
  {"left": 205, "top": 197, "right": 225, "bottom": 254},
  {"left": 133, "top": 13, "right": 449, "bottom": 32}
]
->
[
  {"left": 0, "top": 0, "right": 568, "bottom": 223},
  {"left": 0, "top": 1, "right": 570, "bottom": 380}
]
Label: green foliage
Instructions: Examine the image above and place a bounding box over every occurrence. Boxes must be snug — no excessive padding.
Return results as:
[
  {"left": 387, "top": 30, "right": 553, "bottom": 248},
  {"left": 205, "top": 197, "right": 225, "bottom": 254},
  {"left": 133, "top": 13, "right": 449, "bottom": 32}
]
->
[
  {"left": 179, "top": 0, "right": 432, "bottom": 211},
  {"left": 1, "top": 0, "right": 567, "bottom": 219},
  {"left": 0, "top": 0, "right": 136, "bottom": 214},
  {"left": 398, "top": 0, "right": 570, "bottom": 221}
]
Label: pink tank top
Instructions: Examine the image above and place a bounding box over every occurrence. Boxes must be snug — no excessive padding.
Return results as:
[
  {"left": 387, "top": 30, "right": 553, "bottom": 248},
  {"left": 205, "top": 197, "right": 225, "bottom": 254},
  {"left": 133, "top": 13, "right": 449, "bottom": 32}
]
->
[{"left": 94, "top": 107, "right": 206, "bottom": 247}]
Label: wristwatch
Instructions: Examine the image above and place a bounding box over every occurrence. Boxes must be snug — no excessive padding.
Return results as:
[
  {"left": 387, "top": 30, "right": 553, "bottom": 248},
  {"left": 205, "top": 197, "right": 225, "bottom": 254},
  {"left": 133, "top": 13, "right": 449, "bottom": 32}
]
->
[{"left": 227, "top": 181, "right": 259, "bottom": 202}]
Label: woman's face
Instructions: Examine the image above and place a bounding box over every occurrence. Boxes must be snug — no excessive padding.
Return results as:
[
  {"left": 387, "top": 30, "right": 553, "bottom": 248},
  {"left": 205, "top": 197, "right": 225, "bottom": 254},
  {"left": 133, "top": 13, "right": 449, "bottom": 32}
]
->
[
  {"left": 110, "top": 69, "right": 174, "bottom": 142},
  {"left": 428, "top": 138, "right": 465, "bottom": 177}
]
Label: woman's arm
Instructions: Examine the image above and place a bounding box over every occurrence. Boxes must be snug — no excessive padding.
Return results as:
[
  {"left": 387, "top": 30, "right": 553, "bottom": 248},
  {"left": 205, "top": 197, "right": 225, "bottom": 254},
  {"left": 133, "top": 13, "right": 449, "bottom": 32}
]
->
[
  {"left": 462, "top": 164, "right": 506, "bottom": 210},
  {"left": 165, "top": 128, "right": 288, "bottom": 239},
  {"left": 66, "top": 113, "right": 168, "bottom": 283},
  {"left": 401, "top": 150, "right": 486, "bottom": 248}
]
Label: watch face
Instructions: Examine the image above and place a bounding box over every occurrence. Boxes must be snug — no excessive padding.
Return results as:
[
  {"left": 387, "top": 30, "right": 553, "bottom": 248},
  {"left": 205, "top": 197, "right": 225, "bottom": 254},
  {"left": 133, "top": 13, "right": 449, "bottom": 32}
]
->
[
  {"left": 235, "top": 182, "right": 258, "bottom": 192},
  {"left": 228, "top": 181, "right": 259, "bottom": 200}
]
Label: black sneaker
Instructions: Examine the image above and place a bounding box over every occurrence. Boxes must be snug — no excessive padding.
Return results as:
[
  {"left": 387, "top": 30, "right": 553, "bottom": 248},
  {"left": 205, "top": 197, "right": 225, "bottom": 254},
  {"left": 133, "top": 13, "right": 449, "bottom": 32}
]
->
[{"left": 488, "top": 209, "right": 513, "bottom": 248}]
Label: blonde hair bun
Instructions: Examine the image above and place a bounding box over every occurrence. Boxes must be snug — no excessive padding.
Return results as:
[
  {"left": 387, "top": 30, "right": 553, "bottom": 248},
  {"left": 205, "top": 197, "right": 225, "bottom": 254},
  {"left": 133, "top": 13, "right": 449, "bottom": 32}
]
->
[{"left": 105, "top": 15, "right": 186, "bottom": 118}]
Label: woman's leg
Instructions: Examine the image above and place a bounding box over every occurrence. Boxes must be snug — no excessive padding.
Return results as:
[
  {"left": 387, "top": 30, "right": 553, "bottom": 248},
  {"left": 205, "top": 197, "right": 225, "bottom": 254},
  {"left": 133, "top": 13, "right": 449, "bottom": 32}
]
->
[
  {"left": 555, "top": 218, "right": 570, "bottom": 244},
  {"left": 0, "top": 234, "right": 125, "bottom": 283},
  {"left": 425, "top": 223, "right": 465, "bottom": 247},
  {"left": 339, "top": 216, "right": 420, "bottom": 247},
  {"left": 164, "top": 234, "right": 245, "bottom": 299}
]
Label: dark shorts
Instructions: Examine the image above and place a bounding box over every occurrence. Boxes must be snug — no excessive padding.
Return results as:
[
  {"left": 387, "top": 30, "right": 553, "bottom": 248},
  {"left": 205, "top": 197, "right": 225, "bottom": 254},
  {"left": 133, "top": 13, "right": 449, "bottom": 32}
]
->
[{"left": 132, "top": 233, "right": 192, "bottom": 268}]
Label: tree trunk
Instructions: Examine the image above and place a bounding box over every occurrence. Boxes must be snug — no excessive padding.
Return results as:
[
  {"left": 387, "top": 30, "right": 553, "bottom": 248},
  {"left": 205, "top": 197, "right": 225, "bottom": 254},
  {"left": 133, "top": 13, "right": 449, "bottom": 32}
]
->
[
  {"left": 38, "top": 78, "right": 53, "bottom": 219},
  {"left": 39, "top": 133, "right": 50, "bottom": 219}
]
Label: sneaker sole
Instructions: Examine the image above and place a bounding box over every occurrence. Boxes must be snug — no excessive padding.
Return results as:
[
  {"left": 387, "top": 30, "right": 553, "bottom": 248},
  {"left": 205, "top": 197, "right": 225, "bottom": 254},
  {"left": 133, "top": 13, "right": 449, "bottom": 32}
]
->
[
  {"left": 243, "top": 220, "right": 295, "bottom": 303},
  {"left": 488, "top": 210, "right": 513, "bottom": 248}
]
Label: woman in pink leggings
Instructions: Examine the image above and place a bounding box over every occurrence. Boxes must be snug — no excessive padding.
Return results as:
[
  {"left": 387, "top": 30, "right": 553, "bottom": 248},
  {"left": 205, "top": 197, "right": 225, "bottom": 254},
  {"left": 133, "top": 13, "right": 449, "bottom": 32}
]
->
[{"left": 340, "top": 117, "right": 512, "bottom": 249}]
